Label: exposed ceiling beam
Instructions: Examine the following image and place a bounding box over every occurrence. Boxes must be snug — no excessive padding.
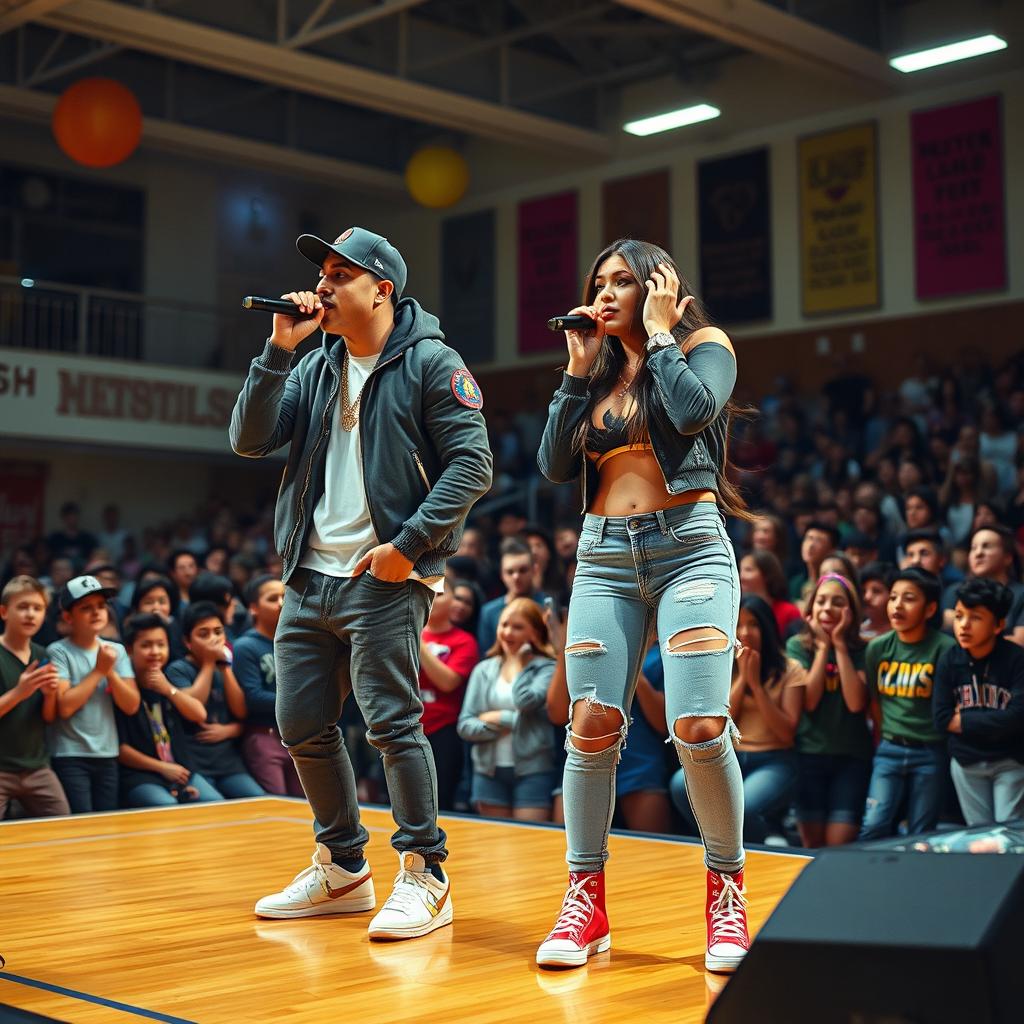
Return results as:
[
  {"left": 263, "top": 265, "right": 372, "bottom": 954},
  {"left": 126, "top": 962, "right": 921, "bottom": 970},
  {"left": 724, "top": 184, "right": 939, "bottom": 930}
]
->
[
  {"left": 0, "top": 0, "right": 72, "bottom": 34},
  {"left": 285, "top": 0, "right": 428, "bottom": 51},
  {"left": 25, "top": 40, "right": 119, "bottom": 86},
  {"left": 614, "top": 0, "right": 897, "bottom": 92},
  {"left": 0, "top": 82, "right": 408, "bottom": 195},
  {"left": 293, "top": 0, "right": 336, "bottom": 43},
  {"left": 37, "top": 0, "right": 610, "bottom": 153},
  {"left": 410, "top": 4, "right": 611, "bottom": 74}
]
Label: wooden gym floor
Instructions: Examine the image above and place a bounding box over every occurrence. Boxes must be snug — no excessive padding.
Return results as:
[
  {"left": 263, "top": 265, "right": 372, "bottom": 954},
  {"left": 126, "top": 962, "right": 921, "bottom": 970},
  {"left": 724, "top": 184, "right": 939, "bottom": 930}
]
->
[{"left": 0, "top": 797, "right": 809, "bottom": 1024}]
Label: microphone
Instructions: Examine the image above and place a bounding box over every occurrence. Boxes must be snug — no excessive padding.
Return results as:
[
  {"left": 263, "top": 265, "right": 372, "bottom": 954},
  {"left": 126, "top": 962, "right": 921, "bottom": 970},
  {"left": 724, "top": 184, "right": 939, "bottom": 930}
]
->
[
  {"left": 241, "top": 296, "right": 319, "bottom": 319},
  {"left": 547, "top": 313, "right": 596, "bottom": 332}
]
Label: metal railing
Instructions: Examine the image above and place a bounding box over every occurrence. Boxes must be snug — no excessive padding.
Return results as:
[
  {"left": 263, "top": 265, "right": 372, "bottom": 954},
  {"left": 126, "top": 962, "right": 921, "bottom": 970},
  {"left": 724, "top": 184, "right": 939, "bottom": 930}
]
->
[{"left": 0, "top": 275, "right": 254, "bottom": 370}]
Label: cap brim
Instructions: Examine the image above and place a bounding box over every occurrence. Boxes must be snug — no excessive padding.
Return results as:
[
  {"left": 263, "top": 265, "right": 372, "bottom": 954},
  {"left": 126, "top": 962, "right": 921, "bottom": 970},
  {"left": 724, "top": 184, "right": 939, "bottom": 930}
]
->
[
  {"left": 295, "top": 234, "right": 380, "bottom": 279},
  {"left": 296, "top": 234, "right": 335, "bottom": 268},
  {"left": 63, "top": 585, "right": 119, "bottom": 610}
]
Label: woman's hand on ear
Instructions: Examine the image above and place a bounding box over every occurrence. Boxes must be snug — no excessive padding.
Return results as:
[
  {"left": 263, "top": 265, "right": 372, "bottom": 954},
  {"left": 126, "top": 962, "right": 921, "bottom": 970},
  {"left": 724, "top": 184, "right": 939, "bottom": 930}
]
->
[{"left": 642, "top": 262, "right": 691, "bottom": 337}]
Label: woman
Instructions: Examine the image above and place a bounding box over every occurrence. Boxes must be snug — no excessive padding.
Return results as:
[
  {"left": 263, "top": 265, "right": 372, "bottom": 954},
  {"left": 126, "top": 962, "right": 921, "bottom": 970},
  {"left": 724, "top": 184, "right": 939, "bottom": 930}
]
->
[
  {"left": 739, "top": 549, "right": 802, "bottom": 638},
  {"left": 749, "top": 513, "right": 788, "bottom": 567},
  {"left": 448, "top": 578, "right": 485, "bottom": 639},
  {"left": 457, "top": 598, "right": 556, "bottom": 821},
  {"left": 940, "top": 455, "right": 987, "bottom": 546},
  {"left": 524, "top": 524, "right": 566, "bottom": 602},
  {"left": 535, "top": 238, "right": 748, "bottom": 973},
  {"left": 785, "top": 574, "right": 871, "bottom": 848},
  {"left": 671, "top": 596, "right": 805, "bottom": 843}
]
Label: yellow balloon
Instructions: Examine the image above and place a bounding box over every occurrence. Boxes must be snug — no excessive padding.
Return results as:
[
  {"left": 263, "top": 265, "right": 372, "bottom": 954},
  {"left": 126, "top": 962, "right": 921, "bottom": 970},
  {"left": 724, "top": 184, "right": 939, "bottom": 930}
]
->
[{"left": 405, "top": 146, "right": 469, "bottom": 209}]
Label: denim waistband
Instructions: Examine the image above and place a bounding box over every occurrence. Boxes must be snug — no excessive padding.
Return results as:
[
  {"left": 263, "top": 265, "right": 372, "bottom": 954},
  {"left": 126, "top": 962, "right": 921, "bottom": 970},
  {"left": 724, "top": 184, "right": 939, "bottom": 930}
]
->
[{"left": 582, "top": 499, "right": 723, "bottom": 539}]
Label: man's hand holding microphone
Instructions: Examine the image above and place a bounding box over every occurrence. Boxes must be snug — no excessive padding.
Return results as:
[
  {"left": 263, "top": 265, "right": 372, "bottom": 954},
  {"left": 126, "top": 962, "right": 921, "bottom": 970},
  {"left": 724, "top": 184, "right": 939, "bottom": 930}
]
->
[{"left": 271, "top": 291, "right": 324, "bottom": 352}]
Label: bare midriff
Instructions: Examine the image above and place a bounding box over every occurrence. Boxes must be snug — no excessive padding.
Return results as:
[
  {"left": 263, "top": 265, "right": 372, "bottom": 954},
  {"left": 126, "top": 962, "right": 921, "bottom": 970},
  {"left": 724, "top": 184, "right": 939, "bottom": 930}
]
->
[{"left": 586, "top": 446, "right": 716, "bottom": 517}]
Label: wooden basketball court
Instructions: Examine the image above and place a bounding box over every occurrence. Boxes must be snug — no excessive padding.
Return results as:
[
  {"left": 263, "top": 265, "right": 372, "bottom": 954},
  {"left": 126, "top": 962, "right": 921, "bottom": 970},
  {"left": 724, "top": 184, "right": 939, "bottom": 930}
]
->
[{"left": 0, "top": 798, "right": 809, "bottom": 1023}]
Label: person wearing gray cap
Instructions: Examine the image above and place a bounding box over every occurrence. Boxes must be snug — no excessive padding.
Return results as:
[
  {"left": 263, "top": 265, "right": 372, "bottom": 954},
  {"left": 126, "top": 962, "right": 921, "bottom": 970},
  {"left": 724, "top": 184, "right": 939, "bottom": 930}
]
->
[{"left": 230, "top": 226, "right": 492, "bottom": 941}]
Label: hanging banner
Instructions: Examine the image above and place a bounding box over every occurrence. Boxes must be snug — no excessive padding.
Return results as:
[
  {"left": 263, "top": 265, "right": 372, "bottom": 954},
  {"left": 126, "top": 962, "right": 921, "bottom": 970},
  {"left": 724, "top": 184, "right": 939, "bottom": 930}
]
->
[
  {"left": 0, "top": 348, "right": 240, "bottom": 454},
  {"left": 442, "top": 208, "right": 496, "bottom": 365},
  {"left": 912, "top": 94, "right": 1006, "bottom": 299},
  {"left": 799, "top": 122, "right": 879, "bottom": 316},
  {"left": 698, "top": 148, "right": 772, "bottom": 323},
  {"left": 0, "top": 461, "right": 47, "bottom": 560},
  {"left": 517, "top": 191, "right": 578, "bottom": 354},
  {"left": 602, "top": 169, "right": 670, "bottom": 250}
]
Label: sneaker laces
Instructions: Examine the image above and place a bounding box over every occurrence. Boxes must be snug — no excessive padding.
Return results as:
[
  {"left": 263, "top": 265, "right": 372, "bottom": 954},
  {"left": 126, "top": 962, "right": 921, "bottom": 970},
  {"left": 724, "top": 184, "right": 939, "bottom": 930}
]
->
[
  {"left": 380, "top": 868, "right": 436, "bottom": 914},
  {"left": 278, "top": 853, "right": 331, "bottom": 898},
  {"left": 548, "top": 876, "right": 595, "bottom": 941},
  {"left": 709, "top": 876, "right": 748, "bottom": 946}
]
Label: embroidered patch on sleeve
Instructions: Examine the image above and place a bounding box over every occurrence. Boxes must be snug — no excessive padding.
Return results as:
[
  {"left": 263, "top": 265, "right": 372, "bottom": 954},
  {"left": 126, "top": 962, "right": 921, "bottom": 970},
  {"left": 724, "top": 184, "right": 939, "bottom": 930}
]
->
[{"left": 451, "top": 368, "right": 483, "bottom": 410}]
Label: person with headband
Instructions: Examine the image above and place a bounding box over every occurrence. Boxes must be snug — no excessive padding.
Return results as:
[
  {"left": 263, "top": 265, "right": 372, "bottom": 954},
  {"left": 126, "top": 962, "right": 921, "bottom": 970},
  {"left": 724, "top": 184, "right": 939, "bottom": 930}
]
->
[
  {"left": 536, "top": 237, "right": 750, "bottom": 974},
  {"left": 785, "top": 572, "right": 871, "bottom": 847}
]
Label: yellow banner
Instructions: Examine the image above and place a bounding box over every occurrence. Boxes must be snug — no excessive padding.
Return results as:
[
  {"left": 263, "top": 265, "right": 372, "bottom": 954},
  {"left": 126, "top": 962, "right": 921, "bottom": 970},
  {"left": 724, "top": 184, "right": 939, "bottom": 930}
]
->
[{"left": 799, "top": 122, "right": 879, "bottom": 315}]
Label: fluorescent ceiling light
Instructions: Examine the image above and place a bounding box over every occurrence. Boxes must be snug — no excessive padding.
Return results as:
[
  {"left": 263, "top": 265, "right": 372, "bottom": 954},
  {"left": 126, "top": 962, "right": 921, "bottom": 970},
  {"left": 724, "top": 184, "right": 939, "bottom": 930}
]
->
[
  {"left": 890, "top": 34, "right": 1007, "bottom": 73},
  {"left": 624, "top": 103, "right": 720, "bottom": 136}
]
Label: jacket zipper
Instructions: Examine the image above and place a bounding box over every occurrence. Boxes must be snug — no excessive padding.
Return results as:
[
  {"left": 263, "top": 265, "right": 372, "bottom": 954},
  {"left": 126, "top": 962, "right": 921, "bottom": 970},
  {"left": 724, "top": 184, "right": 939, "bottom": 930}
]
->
[
  {"left": 283, "top": 370, "right": 340, "bottom": 566},
  {"left": 412, "top": 449, "right": 431, "bottom": 490},
  {"left": 357, "top": 350, "right": 406, "bottom": 545}
]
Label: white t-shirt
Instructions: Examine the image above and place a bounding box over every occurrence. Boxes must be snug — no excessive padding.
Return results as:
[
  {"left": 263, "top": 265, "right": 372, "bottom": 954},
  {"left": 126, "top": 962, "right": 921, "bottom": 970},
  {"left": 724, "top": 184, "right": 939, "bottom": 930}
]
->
[
  {"left": 301, "top": 350, "right": 441, "bottom": 591},
  {"left": 491, "top": 672, "right": 517, "bottom": 768}
]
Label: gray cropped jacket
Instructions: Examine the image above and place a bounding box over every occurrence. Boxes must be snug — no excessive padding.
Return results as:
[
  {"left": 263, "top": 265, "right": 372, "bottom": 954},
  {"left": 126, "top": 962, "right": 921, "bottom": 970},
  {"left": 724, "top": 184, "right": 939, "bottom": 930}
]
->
[{"left": 536, "top": 341, "right": 736, "bottom": 510}]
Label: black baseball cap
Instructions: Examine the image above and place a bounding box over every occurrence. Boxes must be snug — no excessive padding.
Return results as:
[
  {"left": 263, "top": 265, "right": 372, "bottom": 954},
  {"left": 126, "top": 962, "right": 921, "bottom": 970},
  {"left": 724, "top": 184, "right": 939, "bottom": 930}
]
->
[
  {"left": 60, "top": 575, "right": 118, "bottom": 611},
  {"left": 296, "top": 226, "right": 407, "bottom": 300}
]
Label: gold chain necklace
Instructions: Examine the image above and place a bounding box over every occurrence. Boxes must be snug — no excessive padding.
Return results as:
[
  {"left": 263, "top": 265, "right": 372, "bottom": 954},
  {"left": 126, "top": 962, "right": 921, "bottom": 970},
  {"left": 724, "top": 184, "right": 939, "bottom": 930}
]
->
[
  {"left": 341, "top": 349, "right": 373, "bottom": 431},
  {"left": 616, "top": 365, "right": 639, "bottom": 399}
]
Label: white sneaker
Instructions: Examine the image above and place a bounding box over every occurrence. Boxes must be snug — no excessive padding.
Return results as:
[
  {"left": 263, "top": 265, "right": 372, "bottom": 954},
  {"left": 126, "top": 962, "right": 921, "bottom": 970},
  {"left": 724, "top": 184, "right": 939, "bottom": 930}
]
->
[
  {"left": 367, "top": 852, "right": 453, "bottom": 941},
  {"left": 255, "top": 843, "right": 375, "bottom": 919}
]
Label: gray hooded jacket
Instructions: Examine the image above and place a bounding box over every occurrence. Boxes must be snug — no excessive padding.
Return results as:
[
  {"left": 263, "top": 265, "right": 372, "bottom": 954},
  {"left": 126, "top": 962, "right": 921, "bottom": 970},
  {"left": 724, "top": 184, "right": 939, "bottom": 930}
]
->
[{"left": 229, "top": 298, "right": 493, "bottom": 582}]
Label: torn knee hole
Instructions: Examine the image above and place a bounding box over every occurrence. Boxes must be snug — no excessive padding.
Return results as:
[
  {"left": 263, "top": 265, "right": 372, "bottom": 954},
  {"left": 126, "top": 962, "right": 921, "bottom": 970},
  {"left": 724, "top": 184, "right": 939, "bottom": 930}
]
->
[
  {"left": 665, "top": 627, "right": 730, "bottom": 655},
  {"left": 571, "top": 700, "right": 624, "bottom": 739},
  {"left": 567, "top": 733, "right": 620, "bottom": 753},
  {"left": 566, "top": 640, "right": 606, "bottom": 657}
]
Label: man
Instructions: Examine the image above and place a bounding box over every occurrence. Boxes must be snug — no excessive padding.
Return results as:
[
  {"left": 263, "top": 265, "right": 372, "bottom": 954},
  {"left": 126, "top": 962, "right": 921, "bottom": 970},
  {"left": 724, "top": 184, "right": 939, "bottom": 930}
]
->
[
  {"left": 230, "top": 226, "right": 491, "bottom": 940},
  {"left": 477, "top": 540, "right": 542, "bottom": 652},
  {"left": 941, "top": 525, "right": 1024, "bottom": 646},
  {"left": 788, "top": 521, "right": 839, "bottom": 604},
  {"left": 900, "top": 528, "right": 947, "bottom": 578}
]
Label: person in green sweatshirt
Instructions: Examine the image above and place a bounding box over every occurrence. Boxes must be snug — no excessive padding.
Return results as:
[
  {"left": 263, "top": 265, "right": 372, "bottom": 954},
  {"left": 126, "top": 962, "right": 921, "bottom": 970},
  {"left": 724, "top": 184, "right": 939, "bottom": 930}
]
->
[{"left": 860, "top": 568, "right": 954, "bottom": 839}]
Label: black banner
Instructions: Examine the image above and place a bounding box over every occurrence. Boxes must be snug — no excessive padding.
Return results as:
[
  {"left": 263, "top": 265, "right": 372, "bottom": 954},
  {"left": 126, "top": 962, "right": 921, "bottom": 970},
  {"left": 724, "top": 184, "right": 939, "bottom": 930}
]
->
[
  {"left": 441, "top": 208, "right": 495, "bottom": 365},
  {"left": 698, "top": 148, "right": 772, "bottom": 324}
]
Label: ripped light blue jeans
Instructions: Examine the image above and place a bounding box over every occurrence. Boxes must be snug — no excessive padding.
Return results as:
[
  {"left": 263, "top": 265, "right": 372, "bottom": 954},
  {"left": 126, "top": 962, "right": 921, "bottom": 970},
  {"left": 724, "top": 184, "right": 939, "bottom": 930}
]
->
[{"left": 562, "top": 501, "right": 744, "bottom": 875}]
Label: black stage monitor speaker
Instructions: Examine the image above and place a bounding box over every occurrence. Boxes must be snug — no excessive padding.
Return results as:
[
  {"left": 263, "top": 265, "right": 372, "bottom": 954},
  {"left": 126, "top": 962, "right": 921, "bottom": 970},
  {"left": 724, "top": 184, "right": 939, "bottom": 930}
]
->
[{"left": 707, "top": 848, "right": 1024, "bottom": 1024}]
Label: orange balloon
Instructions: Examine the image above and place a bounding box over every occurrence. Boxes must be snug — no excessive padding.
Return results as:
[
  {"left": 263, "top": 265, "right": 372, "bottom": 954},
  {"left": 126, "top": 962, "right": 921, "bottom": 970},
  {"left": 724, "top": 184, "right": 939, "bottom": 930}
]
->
[{"left": 52, "top": 78, "right": 143, "bottom": 168}]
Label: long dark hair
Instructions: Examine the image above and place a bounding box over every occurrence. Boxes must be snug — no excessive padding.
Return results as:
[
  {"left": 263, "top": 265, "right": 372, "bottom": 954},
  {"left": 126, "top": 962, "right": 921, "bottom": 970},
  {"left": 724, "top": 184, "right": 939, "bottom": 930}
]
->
[
  {"left": 747, "top": 549, "right": 790, "bottom": 603},
  {"left": 740, "top": 595, "right": 787, "bottom": 683},
  {"left": 571, "top": 238, "right": 752, "bottom": 520}
]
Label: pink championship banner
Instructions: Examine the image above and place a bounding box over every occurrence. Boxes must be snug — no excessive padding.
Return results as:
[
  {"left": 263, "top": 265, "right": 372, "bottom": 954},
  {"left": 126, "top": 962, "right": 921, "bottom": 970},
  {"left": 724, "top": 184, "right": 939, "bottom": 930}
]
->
[
  {"left": 912, "top": 94, "right": 1006, "bottom": 299},
  {"left": 517, "top": 191, "right": 578, "bottom": 354}
]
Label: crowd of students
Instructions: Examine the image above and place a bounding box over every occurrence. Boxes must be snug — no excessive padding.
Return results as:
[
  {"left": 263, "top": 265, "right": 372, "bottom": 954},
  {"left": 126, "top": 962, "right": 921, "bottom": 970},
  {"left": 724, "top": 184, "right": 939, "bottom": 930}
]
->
[
  {"left": 2, "top": 350, "right": 1023, "bottom": 840},
  {"left": 1, "top": 524, "right": 1022, "bottom": 843}
]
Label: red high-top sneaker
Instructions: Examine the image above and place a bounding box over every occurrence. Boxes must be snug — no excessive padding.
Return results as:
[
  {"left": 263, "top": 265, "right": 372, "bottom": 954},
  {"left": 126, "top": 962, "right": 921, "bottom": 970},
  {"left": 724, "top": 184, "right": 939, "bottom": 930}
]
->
[
  {"left": 705, "top": 868, "right": 750, "bottom": 973},
  {"left": 536, "top": 871, "right": 611, "bottom": 968}
]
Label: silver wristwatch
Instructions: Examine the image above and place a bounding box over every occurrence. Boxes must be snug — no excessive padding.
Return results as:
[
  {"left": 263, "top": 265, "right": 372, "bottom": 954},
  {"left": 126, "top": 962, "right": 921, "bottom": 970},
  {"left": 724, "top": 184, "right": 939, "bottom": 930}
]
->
[{"left": 645, "top": 331, "right": 676, "bottom": 353}]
